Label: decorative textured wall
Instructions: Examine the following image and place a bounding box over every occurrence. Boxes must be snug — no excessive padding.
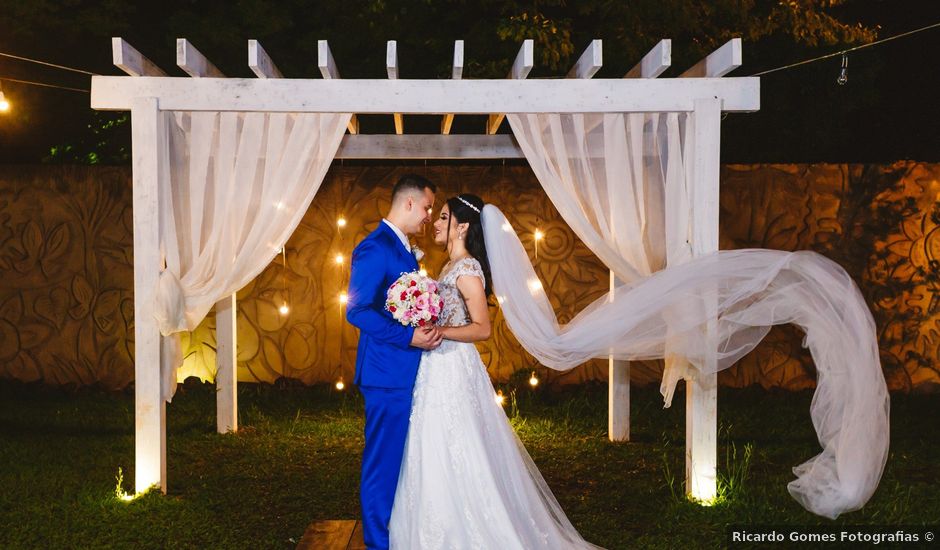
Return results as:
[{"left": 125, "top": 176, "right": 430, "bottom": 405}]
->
[{"left": 0, "top": 163, "right": 937, "bottom": 392}]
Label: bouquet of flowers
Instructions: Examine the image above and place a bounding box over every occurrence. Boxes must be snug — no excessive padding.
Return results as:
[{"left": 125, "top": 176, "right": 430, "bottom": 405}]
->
[{"left": 386, "top": 271, "right": 444, "bottom": 327}]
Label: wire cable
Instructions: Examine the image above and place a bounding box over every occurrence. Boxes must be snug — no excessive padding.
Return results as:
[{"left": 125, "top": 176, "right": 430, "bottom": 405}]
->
[
  {"left": 750, "top": 21, "right": 940, "bottom": 77},
  {"left": 0, "top": 51, "right": 99, "bottom": 76},
  {"left": 0, "top": 77, "right": 89, "bottom": 93}
]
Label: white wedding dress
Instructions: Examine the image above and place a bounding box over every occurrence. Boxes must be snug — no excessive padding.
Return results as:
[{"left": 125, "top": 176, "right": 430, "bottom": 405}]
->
[{"left": 388, "top": 257, "right": 601, "bottom": 550}]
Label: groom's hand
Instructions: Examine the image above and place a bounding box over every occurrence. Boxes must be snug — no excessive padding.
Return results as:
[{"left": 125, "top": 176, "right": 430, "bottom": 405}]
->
[{"left": 411, "top": 327, "right": 443, "bottom": 350}]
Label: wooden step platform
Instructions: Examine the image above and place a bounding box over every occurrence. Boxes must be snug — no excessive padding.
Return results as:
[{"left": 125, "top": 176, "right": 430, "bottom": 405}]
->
[{"left": 297, "top": 520, "right": 366, "bottom": 550}]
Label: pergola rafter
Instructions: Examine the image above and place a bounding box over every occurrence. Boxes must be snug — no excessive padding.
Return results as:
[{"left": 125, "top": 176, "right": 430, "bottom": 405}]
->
[{"left": 92, "top": 36, "right": 759, "bottom": 501}]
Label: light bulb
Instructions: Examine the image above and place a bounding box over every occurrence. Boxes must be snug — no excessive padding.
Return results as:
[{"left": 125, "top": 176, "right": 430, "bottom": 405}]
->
[
  {"left": 534, "top": 229, "right": 544, "bottom": 241},
  {"left": 334, "top": 253, "right": 344, "bottom": 265},
  {"left": 278, "top": 303, "right": 290, "bottom": 315},
  {"left": 339, "top": 292, "right": 348, "bottom": 305},
  {"left": 495, "top": 391, "right": 505, "bottom": 406},
  {"left": 529, "top": 372, "right": 539, "bottom": 387},
  {"left": 837, "top": 53, "right": 848, "bottom": 86},
  {"left": 528, "top": 279, "right": 543, "bottom": 293},
  {"left": 0, "top": 99, "right": 9, "bottom": 112},
  {"left": 335, "top": 380, "right": 345, "bottom": 391},
  {"left": 337, "top": 217, "right": 347, "bottom": 228}
]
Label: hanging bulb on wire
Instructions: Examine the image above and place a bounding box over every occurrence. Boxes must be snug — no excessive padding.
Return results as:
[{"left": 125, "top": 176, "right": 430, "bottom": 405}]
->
[
  {"left": 278, "top": 246, "right": 289, "bottom": 316},
  {"left": 533, "top": 228, "right": 544, "bottom": 260},
  {"left": 0, "top": 82, "right": 9, "bottom": 112},
  {"left": 837, "top": 53, "right": 848, "bottom": 86}
]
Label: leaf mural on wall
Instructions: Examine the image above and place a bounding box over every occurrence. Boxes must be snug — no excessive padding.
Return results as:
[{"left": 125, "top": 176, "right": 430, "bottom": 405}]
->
[{"left": 1, "top": 164, "right": 938, "bottom": 392}]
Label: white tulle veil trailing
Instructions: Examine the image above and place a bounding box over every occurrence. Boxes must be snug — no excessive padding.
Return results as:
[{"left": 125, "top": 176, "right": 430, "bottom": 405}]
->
[{"left": 479, "top": 203, "right": 889, "bottom": 520}]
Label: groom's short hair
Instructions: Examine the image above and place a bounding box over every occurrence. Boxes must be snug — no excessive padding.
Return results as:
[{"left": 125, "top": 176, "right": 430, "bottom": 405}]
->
[{"left": 392, "top": 174, "right": 437, "bottom": 204}]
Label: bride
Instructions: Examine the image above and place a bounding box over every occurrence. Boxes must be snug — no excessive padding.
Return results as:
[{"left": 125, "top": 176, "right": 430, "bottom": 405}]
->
[{"left": 388, "top": 194, "right": 602, "bottom": 549}]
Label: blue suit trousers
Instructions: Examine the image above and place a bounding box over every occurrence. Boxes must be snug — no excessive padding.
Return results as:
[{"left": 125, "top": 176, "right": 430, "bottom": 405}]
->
[{"left": 359, "top": 385, "right": 413, "bottom": 550}]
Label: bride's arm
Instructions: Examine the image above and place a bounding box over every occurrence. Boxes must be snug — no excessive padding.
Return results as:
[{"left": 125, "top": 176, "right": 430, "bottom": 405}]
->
[{"left": 439, "top": 275, "right": 491, "bottom": 343}]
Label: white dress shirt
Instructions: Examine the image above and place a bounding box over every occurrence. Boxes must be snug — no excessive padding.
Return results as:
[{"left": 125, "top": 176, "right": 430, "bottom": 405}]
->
[{"left": 382, "top": 219, "right": 411, "bottom": 251}]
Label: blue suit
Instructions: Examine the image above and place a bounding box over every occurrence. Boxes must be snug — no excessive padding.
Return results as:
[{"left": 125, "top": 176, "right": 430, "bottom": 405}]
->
[{"left": 345, "top": 221, "right": 422, "bottom": 550}]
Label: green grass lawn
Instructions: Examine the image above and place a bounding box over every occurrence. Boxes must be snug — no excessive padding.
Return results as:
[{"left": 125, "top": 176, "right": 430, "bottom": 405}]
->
[{"left": 0, "top": 378, "right": 937, "bottom": 549}]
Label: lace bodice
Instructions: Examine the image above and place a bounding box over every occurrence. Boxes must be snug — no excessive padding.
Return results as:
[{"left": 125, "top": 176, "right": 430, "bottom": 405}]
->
[{"left": 436, "top": 257, "right": 486, "bottom": 327}]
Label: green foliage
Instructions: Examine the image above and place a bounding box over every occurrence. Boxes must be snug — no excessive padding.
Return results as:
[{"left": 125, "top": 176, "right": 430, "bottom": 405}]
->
[
  {"left": 0, "top": 0, "right": 886, "bottom": 163},
  {"left": 43, "top": 112, "right": 130, "bottom": 165}
]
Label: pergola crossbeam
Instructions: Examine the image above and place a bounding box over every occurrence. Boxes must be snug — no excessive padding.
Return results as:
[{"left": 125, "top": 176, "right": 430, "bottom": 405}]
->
[
  {"left": 112, "top": 37, "right": 166, "bottom": 77},
  {"left": 625, "top": 39, "right": 671, "bottom": 78},
  {"left": 336, "top": 134, "right": 521, "bottom": 159},
  {"left": 567, "top": 39, "right": 602, "bottom": 79},
  {"left": 487, "top": 39, "right": 533, "bottom": 134},
  {"left": 318, "top": 40, "right": 359, "bottom": 134},
  {"left": 387, "top": 41, "right": 404, "bottom": 134},
  {"left": 177, "top": 39, "right": 225, "bottom": 78},
  {"left": 92, "top": 76, "right": 759, "bottom": 112},
  {"left": 681, "top": 38, "right": 742, "bottom": 78},
  {"left": 441, "top": 40, "right": 464, "bottom": 135},
  {"left": 248, "top": 40, "right": 283, "bottom": 79}
]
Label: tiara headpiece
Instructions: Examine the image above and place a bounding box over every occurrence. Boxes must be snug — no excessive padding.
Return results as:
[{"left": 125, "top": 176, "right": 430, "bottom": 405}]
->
[{"left": 455, "top": 195, "right": 481, "bottom": 214}]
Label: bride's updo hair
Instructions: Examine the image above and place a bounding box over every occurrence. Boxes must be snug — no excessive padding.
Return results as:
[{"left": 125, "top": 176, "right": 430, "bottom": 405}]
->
[{"left": 446, "top": 193, "right": 493, "bottom": 297}]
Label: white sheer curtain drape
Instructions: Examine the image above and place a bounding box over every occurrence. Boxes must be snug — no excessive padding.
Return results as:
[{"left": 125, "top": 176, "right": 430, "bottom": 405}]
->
[
  {"left": 507, "top": 112, "right": 696, "bottom": 401},
  {"left": 481, "top": 205, "right": 889, "bottom": 519},
  {"left": 155, "top": 111, "right": 351, "bottom": 402},
  {"left": 506, "top": 113, "right": 687, "bottom": 283}
]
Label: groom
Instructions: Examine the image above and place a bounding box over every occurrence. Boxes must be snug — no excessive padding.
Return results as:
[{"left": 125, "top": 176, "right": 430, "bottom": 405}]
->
[{"left": 346, "top": 174, "right": 442, "bottom": 550}]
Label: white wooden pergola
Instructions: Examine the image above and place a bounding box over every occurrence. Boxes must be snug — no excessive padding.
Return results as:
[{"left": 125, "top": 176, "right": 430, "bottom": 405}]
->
[{"left": 91, "top": 36, "right": 759, "bottom": 500}]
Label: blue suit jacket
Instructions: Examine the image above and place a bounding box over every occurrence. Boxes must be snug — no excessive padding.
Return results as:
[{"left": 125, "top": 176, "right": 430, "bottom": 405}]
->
[{"left": 346, "top": 222, "right": 422, "bottom": 389}]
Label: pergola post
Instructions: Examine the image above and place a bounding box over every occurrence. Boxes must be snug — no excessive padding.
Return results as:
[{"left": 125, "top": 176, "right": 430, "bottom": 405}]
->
[
  {"left": 216, "top": 293, "right": 238, "bottom": 433},
  {"left": 130, "top": 96, "right": 166, "bottom": 494},
  {"left": 684, "top": 97, "right": 721, "bottom": 502},
  {"left": 608, "top": 39, "right": 673, "bottom": 443},
  {"left": 608, "top": 271, "right": 630, "bottom": 442}
]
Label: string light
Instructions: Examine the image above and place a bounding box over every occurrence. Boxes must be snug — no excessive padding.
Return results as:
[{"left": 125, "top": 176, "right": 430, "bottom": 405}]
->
[
  {"left": 837, "top": 53, "right": 848, "bottom": 85},
  {"left": 528, "top": 278, "right": 543, "bottom": 293},
  {"left": 339, "top": 292, "right": 348, "bottom": 305},
  {"left": 279, "top": 246, "right": 290, "bottom": 316},
  {"left": 529, "top": 371, "right": 539, "bottom": 387},
  {"left": 495, "top": 390, "right": 506, "bottom": 406},
  {"left": 337, "top": 217, "right": 347, "bottom": 229},
  {"left": 334, "top": 253, "right": 344, "bottom": 265},
  {"left": 335, "top": 380, "right": 345, "bottom": 391},
  {"left": 533, "top": 228, "right": 544, "bottom": 259},
  {"left": 750, "top": 21, "right": 940, "bottom": 78},
  {"left": 0, "top": 83, "right": 9, "bottom": 112}
]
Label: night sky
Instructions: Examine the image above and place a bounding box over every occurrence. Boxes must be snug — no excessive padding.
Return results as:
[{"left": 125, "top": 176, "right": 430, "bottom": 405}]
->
[{"left": 0, "top": 0, "right": 937, "bottom": 165}]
